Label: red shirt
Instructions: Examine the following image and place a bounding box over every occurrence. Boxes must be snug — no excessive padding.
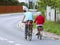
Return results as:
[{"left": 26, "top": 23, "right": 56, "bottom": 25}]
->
[{"left": 34, "top": 15, "right": 45, "bottom": 24}]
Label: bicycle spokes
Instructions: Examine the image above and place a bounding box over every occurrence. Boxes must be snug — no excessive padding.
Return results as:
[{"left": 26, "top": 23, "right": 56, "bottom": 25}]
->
[{"left": 37, "top": 33, "right": 42, "bottom": 40}]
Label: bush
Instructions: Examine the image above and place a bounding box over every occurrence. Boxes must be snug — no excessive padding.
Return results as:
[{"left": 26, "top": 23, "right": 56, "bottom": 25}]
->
[{"left": 44, "top": 20, "right": 60, "bottom": 35}]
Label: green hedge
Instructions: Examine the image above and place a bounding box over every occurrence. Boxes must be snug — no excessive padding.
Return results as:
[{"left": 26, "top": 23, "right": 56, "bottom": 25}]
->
[{"left": 44, "top": 20, "right": 60, "bottom": 35}]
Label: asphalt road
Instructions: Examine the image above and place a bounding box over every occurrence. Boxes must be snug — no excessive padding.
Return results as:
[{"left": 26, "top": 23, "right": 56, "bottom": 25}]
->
[{"left": 0, "top": 13, "right": 60, "bottom": 45}]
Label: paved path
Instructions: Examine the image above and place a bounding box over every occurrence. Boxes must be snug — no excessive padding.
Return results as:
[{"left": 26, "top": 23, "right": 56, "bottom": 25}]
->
[{"left": 0, "top": 13, "right": 60, "bottom": 45}]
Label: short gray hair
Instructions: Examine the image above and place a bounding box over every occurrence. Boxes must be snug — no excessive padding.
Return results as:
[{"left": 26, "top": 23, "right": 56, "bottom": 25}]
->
[{"left": 37, "top": 12, "right": 41, "bottom": 15}]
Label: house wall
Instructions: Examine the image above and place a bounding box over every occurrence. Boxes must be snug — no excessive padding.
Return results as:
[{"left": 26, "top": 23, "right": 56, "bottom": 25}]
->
[{"left": 46, "top": 6, "right": 55, "bottom": 21}]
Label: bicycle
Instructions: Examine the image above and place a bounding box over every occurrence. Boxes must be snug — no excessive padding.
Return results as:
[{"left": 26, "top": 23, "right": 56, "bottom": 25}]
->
[
  {"left": 25, "top": 20, "right": 33, "bottom": 41},
  {"left": 37, "top": 26, "right": 43, "bottom": 40}
]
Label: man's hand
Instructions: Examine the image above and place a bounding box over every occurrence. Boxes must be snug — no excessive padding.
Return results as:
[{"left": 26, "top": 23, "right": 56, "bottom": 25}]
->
[
  {"left": 22, "top": 20, "right": 24, "bottom": 23},
  {"left": 22, "top": 16, "right": 25, "bottom": 23}
]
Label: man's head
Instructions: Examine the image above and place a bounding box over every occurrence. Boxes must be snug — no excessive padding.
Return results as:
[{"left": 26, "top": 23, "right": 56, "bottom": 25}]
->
[
  {"left": 23, "top": 10, "right": 26, "bottom": 12},
  {"left": 23, "top": 9, "right": 29, "bottom": 12}
]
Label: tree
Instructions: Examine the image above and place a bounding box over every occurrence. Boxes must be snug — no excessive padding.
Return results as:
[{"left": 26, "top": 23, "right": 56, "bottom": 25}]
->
[
  {"left": 29, "top": 1, "right": 33, "bottom": 9},
  {"left": 37, "top": 0, "right": 60, "bottom": 11},
  {"left": 0, "top": 0, "right": 20, "bottom": 5},
  {"left": 37, "top": 0, "right": 60, "bottom": 19},
  {"left": 19, "top": 2, "right": 27, "bottom": 6},
  {"left": 37, "top": 0, "right": 46, "bottom": 15},
  {"left": 44, "top": 0, "right": 60, "bottom": 21}
]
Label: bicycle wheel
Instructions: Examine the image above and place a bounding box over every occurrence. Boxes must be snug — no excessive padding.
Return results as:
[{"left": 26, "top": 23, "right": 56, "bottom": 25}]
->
[
  {"left": 28, "top": 25, "right": 32, "bottom": 41},
  {"left": 37, "top": 32, "right": 40, "bottom": 39},
  {"left": 40, "top": 33, "right": 42, "bottom": 40},
  {"left": 37, "top": 26, "right": 42, "bottom": 40},
  {"left": 28, "top": 29, "right": 32, "bottom": 41},
  {"left": 37, "top": 33, "right": 42, "bottom": 40}
]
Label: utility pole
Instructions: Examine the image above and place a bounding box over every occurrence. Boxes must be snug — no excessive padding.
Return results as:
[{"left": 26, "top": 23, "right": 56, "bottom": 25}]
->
[
  {"left": 33, "top": 0, "right": 36, "bottom": 9},
  {"left": 28, "top": 0, "right": 29, "bottom": 8}
]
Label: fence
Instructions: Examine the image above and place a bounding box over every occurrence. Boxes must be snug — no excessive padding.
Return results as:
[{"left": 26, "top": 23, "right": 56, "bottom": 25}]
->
[{"left": 0, "top": 6, "right": 23, "bottom": 13}]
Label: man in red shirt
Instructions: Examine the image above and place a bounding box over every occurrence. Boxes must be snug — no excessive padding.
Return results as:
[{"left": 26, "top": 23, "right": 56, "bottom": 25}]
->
[{"left": 34, "top": 12, "right": 45, "bottom": 35}]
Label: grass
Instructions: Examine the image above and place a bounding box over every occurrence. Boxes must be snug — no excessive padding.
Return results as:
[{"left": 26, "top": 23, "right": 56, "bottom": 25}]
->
[{"left": 44, "top": 20, "right": 60, "bottom": 35}]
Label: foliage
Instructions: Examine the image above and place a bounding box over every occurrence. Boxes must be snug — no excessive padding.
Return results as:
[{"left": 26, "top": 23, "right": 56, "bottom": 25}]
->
[
  {"left": 37, "top": 0, "right": 60, "bottom": 15},
  {"left": 0, "top": 0, "right": 20, "bottom": 5},
  {"left": 29, "top": 2, "right": 33, "bottom": 9},
  {"left": 44, "top": 20, "right": 60, "bottom": 35},
  {"left": 43, "top": 0, "right": 60, "bottom": 9},
  {"left": 19, "top": 2, "right": 27, "bottom": 6},
  {"left": 37, "top": 0, "right": 46, "bottom": 15}
]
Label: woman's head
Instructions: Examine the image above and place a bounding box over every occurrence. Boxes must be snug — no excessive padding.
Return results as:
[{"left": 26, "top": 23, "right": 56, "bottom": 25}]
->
[{"left": 37, "top": 12, "right": 42, "bottom": 15}]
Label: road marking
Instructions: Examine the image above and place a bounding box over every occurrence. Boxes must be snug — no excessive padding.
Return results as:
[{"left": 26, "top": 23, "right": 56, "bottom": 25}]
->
[
  {"left": 8, "top": 41, "right": 14, "bottom": 43},
  {"left": 0, "top": 37, "right": 8, "bottom": 41},
  {"left": 4, "top": 38, "right": 8, "bottom": 41},
  {"left": 15, "top": 44, "right": 21, "bottom": 45},
  {"left": 0, "top": 37, "right": 4, "bottom": 40}
]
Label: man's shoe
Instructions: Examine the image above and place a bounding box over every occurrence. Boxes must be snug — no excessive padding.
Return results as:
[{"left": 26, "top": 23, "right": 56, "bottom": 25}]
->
[{"left": 25, "top": 37, "right": 27, "bottom": 40}]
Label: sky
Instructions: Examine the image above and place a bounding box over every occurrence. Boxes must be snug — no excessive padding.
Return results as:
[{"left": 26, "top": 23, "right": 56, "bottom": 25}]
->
[
  {"left": 18, "top": 0, "right": 25, "bottom": 2},
  {"left": 18, "top": 0, "right": 35, "bottom": 3},
  {"left": 18, "top": 0, "right": 36, "bottom": 4},
  {"left": 18, "top": 0, "right": 28, "bottom": 3}
]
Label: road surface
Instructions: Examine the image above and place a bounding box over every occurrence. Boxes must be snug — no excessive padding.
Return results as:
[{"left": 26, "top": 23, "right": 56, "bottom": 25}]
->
[{"left": 0, "top": 13, "right": 60, "bottom": 45}]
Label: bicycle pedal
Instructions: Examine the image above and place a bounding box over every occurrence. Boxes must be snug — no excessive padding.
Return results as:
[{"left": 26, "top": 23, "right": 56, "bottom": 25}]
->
[{"left": 25, "top": 37, "right": 27, "bottom": 40}]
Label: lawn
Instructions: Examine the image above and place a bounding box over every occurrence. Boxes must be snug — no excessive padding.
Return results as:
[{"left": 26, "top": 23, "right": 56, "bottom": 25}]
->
[{"left": 44, "top": 20, "right": 60, "bottom": 35}]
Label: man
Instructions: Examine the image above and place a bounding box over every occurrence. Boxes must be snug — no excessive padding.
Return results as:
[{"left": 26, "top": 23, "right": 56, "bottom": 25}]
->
[
  {"left": 34, "top": 12, "right": 45, "bottom": 35},
  {"left": 22, "top": 10, "right": 33, "bottom": 39}
]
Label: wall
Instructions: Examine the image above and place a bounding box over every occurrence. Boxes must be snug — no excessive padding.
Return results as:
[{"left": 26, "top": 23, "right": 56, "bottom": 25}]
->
[
  {"left": 46, "top": 6, "right": 55, "bottom": 21},
  {"left": 0, "top": 6, "right": 23, "bottom": 13}
]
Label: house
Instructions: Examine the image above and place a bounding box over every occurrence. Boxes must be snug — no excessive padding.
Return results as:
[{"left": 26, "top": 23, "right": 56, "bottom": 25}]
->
[{"left": 46, "top": 6, "right": 60, "bottom": 22}]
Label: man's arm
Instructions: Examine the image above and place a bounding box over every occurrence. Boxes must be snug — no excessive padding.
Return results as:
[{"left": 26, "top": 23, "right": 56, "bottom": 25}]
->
[{"left": 22, "top": 16, "right": 25, "bottom": 23}]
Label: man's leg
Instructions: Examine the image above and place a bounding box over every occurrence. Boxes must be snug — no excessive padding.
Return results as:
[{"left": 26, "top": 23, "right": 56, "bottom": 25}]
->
[{"left": 25, "top": 24, "right": 28, "bottom": 39}]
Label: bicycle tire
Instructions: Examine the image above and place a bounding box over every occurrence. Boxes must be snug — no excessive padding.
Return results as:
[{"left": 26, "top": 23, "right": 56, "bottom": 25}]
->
[
  {"left": 37, "top": 33, "right": 42, "bottom": 40},
  {"left": 28, "top": 28, "right": 32, "bottom": 41},
  {"left": 40, "top": 33, "right": 42, "bottom": 40}
]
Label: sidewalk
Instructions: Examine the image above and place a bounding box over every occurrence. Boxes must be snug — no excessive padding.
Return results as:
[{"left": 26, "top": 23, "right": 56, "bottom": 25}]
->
[
  {"left": 0, "top": 12, "right": 24, "bottom": 16},
  {"left": 17, "top": 21, "right": 60, "bottom": 40}
]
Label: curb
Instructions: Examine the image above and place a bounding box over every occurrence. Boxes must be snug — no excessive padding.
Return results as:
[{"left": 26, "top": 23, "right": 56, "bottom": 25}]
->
[
  {"left": 33, "top": 29, "right": 60, "bottom": 40},
  {"left": 0, "top": 13, "right": 23, "bottom": 16}
]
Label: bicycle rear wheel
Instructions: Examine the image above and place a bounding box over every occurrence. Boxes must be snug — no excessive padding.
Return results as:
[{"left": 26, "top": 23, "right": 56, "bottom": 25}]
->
[
  {"left": 40, "top": 33, "right": 42, "bottom": 40},
  {"left": 37, "top": 26, "right": 42, "bottom": 40},
  {"left": 37, "top": 33, "right": 42, "bottom": 40},
  {"left": 28, "top": 29, "right": 32, "bottom": 41}
]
